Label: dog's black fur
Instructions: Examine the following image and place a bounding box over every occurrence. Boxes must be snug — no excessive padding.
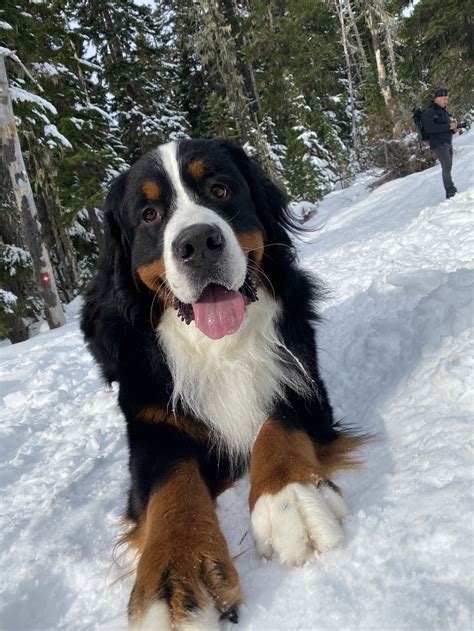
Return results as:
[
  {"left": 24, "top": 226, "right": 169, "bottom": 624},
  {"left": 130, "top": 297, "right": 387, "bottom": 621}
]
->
[{"left": 81, "top": 139, "right": 345, "bottom": 625}]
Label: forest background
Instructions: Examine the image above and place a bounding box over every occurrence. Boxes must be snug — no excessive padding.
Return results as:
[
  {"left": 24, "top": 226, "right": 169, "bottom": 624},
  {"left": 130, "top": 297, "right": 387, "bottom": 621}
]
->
[{"left": 0, "top": 0, "right": 473, "bottom": 343}]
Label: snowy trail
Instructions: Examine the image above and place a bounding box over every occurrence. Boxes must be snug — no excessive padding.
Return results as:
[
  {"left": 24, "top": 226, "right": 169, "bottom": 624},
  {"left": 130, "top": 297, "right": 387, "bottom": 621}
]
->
[{"left": 1, "top": 132, "right": 473, "bottom": 630}]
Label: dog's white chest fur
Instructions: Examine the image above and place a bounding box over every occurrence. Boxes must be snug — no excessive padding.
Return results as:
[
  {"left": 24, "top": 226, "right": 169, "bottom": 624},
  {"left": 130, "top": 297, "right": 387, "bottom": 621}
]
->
[{"left": 157, "top": 290, "right": 306, "bottom": 457}]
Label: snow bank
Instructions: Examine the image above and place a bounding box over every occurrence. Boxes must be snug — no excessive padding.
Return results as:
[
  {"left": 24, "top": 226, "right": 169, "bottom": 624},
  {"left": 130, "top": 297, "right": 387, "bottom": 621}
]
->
[{"left": 0, "top": 131, "right": 473, "bottom": 630}]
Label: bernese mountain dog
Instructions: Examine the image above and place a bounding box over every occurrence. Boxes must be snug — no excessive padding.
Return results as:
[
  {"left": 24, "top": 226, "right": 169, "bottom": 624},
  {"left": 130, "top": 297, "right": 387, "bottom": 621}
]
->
[{"left": 81, "top": 139, "right": 364, "bottom": 630}]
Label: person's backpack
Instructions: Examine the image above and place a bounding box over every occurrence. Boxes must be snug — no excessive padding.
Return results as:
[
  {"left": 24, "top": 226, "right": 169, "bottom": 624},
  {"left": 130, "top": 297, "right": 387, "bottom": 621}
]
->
[{"left": 412, "top": 107, "right": 429, "bottom": 142}]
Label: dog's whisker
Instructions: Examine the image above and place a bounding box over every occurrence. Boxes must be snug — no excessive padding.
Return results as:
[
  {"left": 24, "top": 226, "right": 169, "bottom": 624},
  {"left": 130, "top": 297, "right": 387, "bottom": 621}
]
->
[
  {"left": 226, "top": 209, "right": 241, "bottom": 223},
  {"left": 246, "top": 260, "right": 276, "bottom": 300},
  {"left": 262, "top": 242, "right": 294, "bottom": 250},
  {"left": 148, "top": 275, "right": 171, "bottom": 330},
  {"left": 243, "top": 246, "right": 265, "bottom": 255}
]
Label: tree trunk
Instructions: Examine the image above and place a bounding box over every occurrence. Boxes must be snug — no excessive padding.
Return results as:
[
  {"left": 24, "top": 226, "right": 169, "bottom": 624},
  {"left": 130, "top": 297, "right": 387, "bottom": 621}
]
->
[
  {"left": 383, "top": 20, "right": 400, "bottom": 92},
  {"left": 26, "top": 139, "right": 79, "bottom": 302},
  {"left": 334, "top": 0, "right": 359, "bottom": 159},
  {"left": 64, "top": 16, "right": 92, "bottom": 106},
  {"left": 0, "top": 161, "right": 37, "bottom": 343},
  {"left": 345, "top": 0, "right": 369, "bottom": 69},
  {"left": 0, "top": 54, "right": 66, "bottom": 328},
  {"left": 365, "top": 8, "right": 401, "bottom": 137},
  {"left": 196, "top": 0, "right": 251, "bottom": 144},
  {"left": 8, "top": 317, "right": 29, "bottom": 344},
  {"left": 228, "top": 0, "right": 263, "bottom": 117},
  {"left": 86, "top": 206, "right": 104, "bottom": 250}
]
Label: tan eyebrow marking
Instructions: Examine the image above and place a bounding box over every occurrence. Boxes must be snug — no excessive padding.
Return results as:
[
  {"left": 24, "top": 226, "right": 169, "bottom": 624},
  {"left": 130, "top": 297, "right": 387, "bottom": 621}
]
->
[
  {"left": 187, "top": 159, "right": 206, "bottom": 181},
  {"left": 141, "top": 180, "right": 161, "bottom": 201}
]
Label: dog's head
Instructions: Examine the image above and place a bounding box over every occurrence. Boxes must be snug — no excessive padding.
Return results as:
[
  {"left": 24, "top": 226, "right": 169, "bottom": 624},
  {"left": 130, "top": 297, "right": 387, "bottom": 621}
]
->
[{"left": 100, "top": 139, "right": 296, "bottom": 339}]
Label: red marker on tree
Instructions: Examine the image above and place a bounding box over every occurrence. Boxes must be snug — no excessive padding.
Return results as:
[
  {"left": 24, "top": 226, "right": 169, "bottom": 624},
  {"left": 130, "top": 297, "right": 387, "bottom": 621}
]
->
[{"left": 0, "top": 51, "right": 65, "bottom": 329}]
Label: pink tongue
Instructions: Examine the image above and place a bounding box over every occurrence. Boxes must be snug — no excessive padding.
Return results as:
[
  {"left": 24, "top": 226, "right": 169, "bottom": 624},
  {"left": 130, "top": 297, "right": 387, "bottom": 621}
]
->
[{"left": 192, "top": 284, "right": 245, "bottom": 340}]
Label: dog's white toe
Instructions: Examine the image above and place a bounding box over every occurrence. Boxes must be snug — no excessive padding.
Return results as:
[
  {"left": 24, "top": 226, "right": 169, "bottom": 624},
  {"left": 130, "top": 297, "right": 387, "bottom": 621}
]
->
[{"left": 250, "top": 481, "right": 347, "bottom": 566}]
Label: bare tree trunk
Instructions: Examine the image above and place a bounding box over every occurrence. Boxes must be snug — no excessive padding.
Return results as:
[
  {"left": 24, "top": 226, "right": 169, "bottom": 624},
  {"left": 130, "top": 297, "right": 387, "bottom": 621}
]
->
[
  {"left": 334, "top": 0, "right": 359, "bottom": 159},
  {"left": 252, "top": 114, "right": 279, "bottom": 181},
  {"left": 51, "top": 219, "right": 79, "bottom": 302},
  {"left": 0, "top": 165, "right": 33, "bottom": 343},
  {"left": 8, "top": 318, "right": 29, "bottom": 344},
  {"left": 383, "top": 20, "right": 400, "bottom": 92},
  {"left": 86, "top": 206, "right": 104, "bottom": 250},
  {"left": 267, "top": 5, "right": 275, "bottom": 31},
  {"left": 0, "top": 54, "right": 66, "bottom": 328},
  {"left": 196, "top": 0, "right": 250, "bottom": 144},
  {"left": 229, "top": 0, "right": 263, "bottom": 117},
  {"left": 64, "top": 16, "right": 92, "bottom": 106},
  {"left": 345, "top": 0, "right": 369, "bottom": 69},
  {"left": 365, "top": 8, "right": 401, "bottom": 137},
  {"left": 26, "top": 138, "right": 79, "bottom": 301}
]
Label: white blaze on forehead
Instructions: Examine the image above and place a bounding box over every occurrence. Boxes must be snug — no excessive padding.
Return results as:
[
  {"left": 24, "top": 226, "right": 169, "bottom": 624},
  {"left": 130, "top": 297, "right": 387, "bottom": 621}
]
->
[{"left": 158, "top": 141, "right": 246, "bottom": 305}]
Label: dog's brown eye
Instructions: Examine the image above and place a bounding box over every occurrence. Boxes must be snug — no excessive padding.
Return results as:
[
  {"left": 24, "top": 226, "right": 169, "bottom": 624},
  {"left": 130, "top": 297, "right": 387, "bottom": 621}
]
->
[
  {"left": 142, "top": 207, "right": 159, "bottom": 223},
  {"left": 211, "top": 184, "right": 229, "bottom": 200}
]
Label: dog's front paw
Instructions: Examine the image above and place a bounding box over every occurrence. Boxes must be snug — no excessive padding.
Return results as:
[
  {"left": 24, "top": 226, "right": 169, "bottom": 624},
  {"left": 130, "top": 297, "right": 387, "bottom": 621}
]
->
[
  {"left": 250, "top": 481, "right": 347, "bottom": 566},
  {"left": 129, "top": 548, "right": 242, "bottom": 630}
]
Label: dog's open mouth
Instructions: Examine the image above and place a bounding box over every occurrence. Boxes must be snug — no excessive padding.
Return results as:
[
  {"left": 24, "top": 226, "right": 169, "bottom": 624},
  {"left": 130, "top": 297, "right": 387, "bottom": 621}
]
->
[{"left": 174, "top": 274, "right": 258, "bottom": 340}]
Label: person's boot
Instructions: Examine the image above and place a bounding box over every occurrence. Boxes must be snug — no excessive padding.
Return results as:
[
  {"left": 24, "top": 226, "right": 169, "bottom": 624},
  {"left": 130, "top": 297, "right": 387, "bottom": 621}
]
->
[{"left": 446, "top": 186, "right": 457, "bottom": 199}]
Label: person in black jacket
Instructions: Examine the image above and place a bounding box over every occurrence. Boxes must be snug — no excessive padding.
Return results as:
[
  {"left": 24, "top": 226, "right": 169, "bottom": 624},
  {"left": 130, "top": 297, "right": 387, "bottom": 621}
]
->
[{"left": 422, "top": 88, "right": 459, "bottom": 198}]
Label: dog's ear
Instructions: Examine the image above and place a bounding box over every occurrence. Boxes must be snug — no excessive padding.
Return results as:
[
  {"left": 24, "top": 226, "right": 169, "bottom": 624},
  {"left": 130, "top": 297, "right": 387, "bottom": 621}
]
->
[
  {"left": 101, "top": 171, "right": 130, "bottom": 264},
  {"left": 82, "top": 170, "right": 138, "bottom": 325},
  {"left": 81, "top": 170, "right": 145, "bottom": 380}
]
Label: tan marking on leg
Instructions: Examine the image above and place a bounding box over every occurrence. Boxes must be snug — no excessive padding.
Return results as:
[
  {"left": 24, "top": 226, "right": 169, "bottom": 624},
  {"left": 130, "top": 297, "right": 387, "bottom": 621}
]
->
[
  {"left": 317, "top": 433, "right": 371, "bottom": 476},
  {"left": 137, "top": 407, "right": 168, "bottom": 423},
  {"left": 249, "top": 420, "right": 368, "bottom": 564},
  {"left": 128, "top": 460, "right": 242, "bottom": 624},
  {"left": 249, "top": 417, "right": 323, "bottom": 511},
  {"left": 118, "top": 518, "right": 146, "bottom": 557},
  {"left": 187, "top": 159, "right": 206, "bottom": 181},
  {"left": 137, "top": 407, "right": 210, "bottom": 443},
  {"left": 249, "top": 418, "right": 367, "bottom": 510},
  {"left": 141, "top": 180, "right": 161, "bottom": 201}
]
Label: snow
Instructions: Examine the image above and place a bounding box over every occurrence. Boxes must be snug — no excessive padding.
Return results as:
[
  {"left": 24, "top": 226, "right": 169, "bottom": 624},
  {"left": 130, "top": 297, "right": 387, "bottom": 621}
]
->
[
  {"left": 11, "top": 86, "right": 57, "bottom": 115},
  {"left": 0, "top": 289, "right": 17, "bottom": 313},
  {"left": 44, "top": 123, "right": 73, "bottom": 149},
  {"left": 1, "top": 244, "right": 31, "bottom": 276},
  {"left": 77, "top": 58, "right": 102, "bottom": 72},
  {"left": 74, "top": 102, "right": 116, "bottom": 124},
  {"left": 0, "top": 46, "right": 10, "bottom": 54},
  {"left": 1, "top": 131, "right": 473, "bottom": 630},
  {"left": 31, "top": 62, "right": 60, "bottom": 77},
  {"left": 402, "top": 0, "right": 421, "bottom": 18}
]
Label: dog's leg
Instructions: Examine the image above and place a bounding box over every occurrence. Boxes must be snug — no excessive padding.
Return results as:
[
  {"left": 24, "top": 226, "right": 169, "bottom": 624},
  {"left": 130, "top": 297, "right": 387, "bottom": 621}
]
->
[
  {"left": 127, "top": 455, "right": 242, "bottom": 630},
  {"left": 249, "top": 417, "right": 349, "bottom": 567}
]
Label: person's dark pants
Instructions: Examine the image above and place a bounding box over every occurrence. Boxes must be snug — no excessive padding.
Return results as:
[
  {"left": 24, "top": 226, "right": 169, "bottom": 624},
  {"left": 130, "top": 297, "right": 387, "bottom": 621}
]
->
[{"left": 432, "top": 142, "right": 455, "bottom": 194}]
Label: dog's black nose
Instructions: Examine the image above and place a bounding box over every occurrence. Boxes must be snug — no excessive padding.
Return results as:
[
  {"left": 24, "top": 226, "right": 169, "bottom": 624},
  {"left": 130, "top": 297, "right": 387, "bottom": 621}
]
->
[{"left": 173, "top": 223, "right": 225, "bottom": 265}]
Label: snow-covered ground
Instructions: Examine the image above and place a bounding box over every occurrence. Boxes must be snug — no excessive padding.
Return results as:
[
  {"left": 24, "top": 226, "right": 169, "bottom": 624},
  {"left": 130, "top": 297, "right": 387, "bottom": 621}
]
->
[{"left": 1, "top": 132, "right": 473, "bottom": 631}]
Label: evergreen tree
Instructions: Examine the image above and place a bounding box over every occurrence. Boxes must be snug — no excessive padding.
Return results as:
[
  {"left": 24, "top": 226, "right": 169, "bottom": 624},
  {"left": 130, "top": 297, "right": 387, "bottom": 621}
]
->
[
  {"left": 2, "top": 0, "right": 470, "bottom": 342},
  {"left": 243, "top": 0, "right": 352, "bottom": 198},
  {"left": 192, "top": 0, "right": 252, "bottom": 144},
  {"left": 74, "top": 0, "right": 188, "bottom": 163},
  {"left": 398, "top": 0, "right": 474, "bottom": 117},
  {"left": 283, "top": 74, "right": 344, "bottom": 200}
]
